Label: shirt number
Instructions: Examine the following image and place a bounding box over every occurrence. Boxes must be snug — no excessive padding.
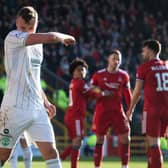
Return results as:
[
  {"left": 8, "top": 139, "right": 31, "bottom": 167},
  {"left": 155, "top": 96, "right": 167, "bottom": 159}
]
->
[{"left": 155, "top": 72, "right": 168, "bottom": 91}]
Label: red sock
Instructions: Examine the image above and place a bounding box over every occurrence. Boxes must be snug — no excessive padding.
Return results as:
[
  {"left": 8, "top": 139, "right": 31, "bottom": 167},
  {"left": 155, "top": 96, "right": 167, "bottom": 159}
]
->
[
  {"left": 93, "top": 144, "right": 103, "bottom": 167},
  {"left": 118, "top": 142, "right": 130, "bottom": 166},
  {"left": 71, "top": 148, "right": 80, "bottom": 168},
  {"left": 147, "top": 149, "right": 151, "bottom": 168},
  {"left": 60, "top": 146, "right": 72, "bottom": 160},
  {"left": 148, "top": 146, "right": 162, "bottom": 168}
]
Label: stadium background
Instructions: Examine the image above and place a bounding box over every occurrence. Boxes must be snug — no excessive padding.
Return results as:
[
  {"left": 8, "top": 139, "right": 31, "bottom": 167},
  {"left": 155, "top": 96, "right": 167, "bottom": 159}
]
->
[{"left": 0, "top": 0, "right": 168, "bottom": 159}]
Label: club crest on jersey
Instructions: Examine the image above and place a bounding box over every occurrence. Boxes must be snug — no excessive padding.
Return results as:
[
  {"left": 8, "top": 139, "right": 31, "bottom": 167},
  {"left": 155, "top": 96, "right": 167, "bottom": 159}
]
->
[
  {"left": 103, "top": 77, "right": 107, "bottom": 81},
  {"left": 118, "top": 77, "right": 122, "bottom": 82}
]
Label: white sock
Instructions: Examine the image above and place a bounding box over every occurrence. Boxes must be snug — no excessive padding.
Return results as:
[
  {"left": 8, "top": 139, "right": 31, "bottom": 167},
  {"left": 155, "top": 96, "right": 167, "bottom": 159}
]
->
[
  {"left": 9, "top": 148, "right": 18, "bottom": 168},
  {"left": 22, "top": 146, "right": 33, "bottom": 168},
  {"left": 46, "top": 158, "right": 62, "bottom": 168},
  {"left": 122, "top": 165, "right": 128, "bottom": 168}
]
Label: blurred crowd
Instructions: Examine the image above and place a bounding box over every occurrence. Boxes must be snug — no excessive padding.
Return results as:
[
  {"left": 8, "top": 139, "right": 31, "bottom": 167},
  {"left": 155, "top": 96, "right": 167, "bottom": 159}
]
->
[
  {"left": 1, "top": 0, "right": 168, "bottom": 86},
  {"left": 1, "top": 1, "right": 168, "bottom": 131}
]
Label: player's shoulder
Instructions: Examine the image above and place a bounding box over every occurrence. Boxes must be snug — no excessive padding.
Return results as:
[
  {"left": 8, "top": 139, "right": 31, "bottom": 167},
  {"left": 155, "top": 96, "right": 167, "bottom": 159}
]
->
[
  {"left": 118, "top": 69, "right": 129, "bottom": 77},
  {"left": 95, "top": 68, "right": 106, "bottom": 75},
  {"left": 72, "top": 78, "right": 85, "bottom": 85},
  {"left": 6, "top": 30, "right": 28, "bottom": 39}
]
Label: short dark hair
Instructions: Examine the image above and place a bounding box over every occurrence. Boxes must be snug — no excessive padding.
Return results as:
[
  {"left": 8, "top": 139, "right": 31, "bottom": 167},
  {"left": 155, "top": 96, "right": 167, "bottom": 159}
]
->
[
  {"left": 17, "top": 6, "right": 38, "bottom": 23},
  {"left": 69, "top": 58, "right": 88, "bottom": 76},
  {"left": 143, "top": 39, "right": 161, "bottom": 54},
  {"left": 110, "top": 49, "right": 121, "bottom": 57}
]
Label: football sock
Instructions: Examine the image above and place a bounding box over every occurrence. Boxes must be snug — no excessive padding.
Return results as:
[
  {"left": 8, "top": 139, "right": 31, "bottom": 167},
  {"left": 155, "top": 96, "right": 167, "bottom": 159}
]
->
[
  {"left": 94, "top": 143, "right": 103, "bottom": 168},
  {"left": 46, "top": 158, "right": 62, "bottom": 168},
  {"left": 9, "top": 148, "right": 18, "bottom": 168},
  {"left": 118, "top": 142, "right": 130, "bottom": 167},
  {"left": 60, "top": 146, "right": 72, "bottom": 160},
  {"left": 71, "top": 146, "right": 80, "bottom": 168},
  {"left": 148, "top": 146, "right": 162, "bottom": 168},
  {"left": 147, "top": 149, "right": 151, "bottom": 168},
  {"left": 22, "top": 146, "right": 33, "bottom": 168}
]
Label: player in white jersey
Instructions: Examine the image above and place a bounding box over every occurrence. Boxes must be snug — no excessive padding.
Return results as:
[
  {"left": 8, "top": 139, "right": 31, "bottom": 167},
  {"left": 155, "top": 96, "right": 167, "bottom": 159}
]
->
[{"left": 0, "top": 6, "right": 76, "bottom": 168}]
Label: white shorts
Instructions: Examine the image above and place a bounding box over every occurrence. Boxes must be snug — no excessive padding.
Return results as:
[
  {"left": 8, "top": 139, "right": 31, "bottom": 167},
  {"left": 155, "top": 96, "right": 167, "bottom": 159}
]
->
[{"left": 0, "top": 106, "right": 55, "bottom": 149}]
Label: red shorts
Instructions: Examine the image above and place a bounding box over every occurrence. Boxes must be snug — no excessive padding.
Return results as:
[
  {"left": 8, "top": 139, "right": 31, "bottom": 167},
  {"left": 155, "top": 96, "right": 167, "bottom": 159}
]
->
[
  {"left": 92, "top": 110, "right": 130, "bottom": 136},
  {"left": 142, "top": 107, "right": 168, "bottom": 137},
  {"left": 64, "top": 116, "right": 84, "bottom": 139}
]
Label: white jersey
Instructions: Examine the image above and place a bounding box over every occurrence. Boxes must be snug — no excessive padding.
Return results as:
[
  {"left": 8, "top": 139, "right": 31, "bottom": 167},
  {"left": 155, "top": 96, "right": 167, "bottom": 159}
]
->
[{"left": 1, "top": 30, "right": 44, "bottom": 110}]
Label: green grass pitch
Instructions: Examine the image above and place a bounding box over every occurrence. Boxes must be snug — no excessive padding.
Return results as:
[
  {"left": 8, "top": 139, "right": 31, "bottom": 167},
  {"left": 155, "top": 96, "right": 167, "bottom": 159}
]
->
[{"left": 4, "top": 157, "right": 168, "bottom": 168}]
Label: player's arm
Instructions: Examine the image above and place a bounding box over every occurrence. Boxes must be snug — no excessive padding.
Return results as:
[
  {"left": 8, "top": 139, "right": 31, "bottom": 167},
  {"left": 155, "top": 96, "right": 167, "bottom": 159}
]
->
[
  {"left": 85, "top": 84, "right": 112, "bottom": 98},
  {"left": 123, "top": 87, "right": 132, "bottom": 109},
  {"left": 41, "top": 90, "right": 56, "bottom": 119},
  {"left": 126, "top": 79, "right": 143, "bottom": 121},
  {"left": 25, "top": 32, "right": 76, "bottom": 46}
]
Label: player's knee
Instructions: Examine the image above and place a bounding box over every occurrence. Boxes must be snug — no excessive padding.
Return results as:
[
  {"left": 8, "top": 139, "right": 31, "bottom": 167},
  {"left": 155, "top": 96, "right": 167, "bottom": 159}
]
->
[
  {"left": 96, "top": 135, "right": 104, "bottom": 144},
  {"left": 44, "top": 146, "right": 58, "bottom": 159},
  {"left": 119, "top": 134, "right": 130, "bottom": 144},
  {"left": 72, "top": 137, "right": 82, "bottom": 148}
]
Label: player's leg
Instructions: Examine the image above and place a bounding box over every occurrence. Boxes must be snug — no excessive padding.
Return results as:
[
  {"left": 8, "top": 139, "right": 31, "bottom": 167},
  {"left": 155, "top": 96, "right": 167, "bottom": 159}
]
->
[
  {"left": 92, "top": 113, "right": 109, "bottom": 168},
  {"left": 146, "top": 136, "right": 162, "bottom": 168},
  {"left": 25, "top": 109, "right": 62, "bottom": 168},
  {"left": 60, "top": 145, "right": 72, "bottom": 160},
  {"left": 8, "top": 143, "right": 19, "bottom": 168},
  {"left": 118, "top": 132, "right": 130, "bottom": 168},
  {"left": 70, "top": 136, "right": 82, "bottom": 168},
  {"left": 113, "top": 111, "right": 130, "bottom": 168},
  {"left": 94, "top": 135, "right": 105, "bottom": 168},
  {"left": 36, "top": 141, "right": 62, "bottom": 168},
  {"left": 144, "top": 111, "right": 164, "bottom": 168},
  {"left": 20, "top": 137, "right": 33, "bottom": 168},
  {"left": 0, "top": 148, "right": 12, "bottom": 167},
  {"left": 60, "top": 117, "right": 72, "bottom": 161}
]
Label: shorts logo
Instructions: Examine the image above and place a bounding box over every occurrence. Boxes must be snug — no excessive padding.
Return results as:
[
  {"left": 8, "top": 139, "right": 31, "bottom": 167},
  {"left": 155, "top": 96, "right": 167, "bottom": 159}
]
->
[
  {"left": 3, "top": 128, "right": 9, "bottom": 134},
  {"left": 1, "top": 136, "right": 10, "bottom": 146}
]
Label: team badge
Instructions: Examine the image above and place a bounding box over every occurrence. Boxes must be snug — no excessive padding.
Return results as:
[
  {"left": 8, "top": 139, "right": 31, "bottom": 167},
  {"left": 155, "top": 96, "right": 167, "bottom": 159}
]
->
[
  {"left": 103, "top": 77, "right": 107, "bottom": 81},
  {"left": 1, "top": 136, "right": 10, "bottom": 146},
  {"left": 118, "top": 77, "right": 122, "bottom": 82}
]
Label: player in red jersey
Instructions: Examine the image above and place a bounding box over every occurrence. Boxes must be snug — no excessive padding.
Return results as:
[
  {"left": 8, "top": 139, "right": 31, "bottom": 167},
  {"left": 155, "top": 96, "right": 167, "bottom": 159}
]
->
[
  {"left": 60, "top": 58, "right": 111, "bottom": 168},
  {"left": 127, "top": 40, "right": 168, "bottom": 168},
  {"left": 91, "top": 50, "right": 132, "bottom": 168}
]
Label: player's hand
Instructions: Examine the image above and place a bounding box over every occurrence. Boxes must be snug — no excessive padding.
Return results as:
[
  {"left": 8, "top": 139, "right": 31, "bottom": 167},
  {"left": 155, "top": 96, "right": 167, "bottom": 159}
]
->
[
  {"left": 101, "top": 90, "right": 113, "bottom": 96},
  {"left": 45, "top": 102, "right": 56, "bottom": 119},
  {"left": 56, "top": 33, "right": 76, "bottom": 46},
  {"left": 126, "top": 109, "right": 133, "bottom": 121},
  {"left": 62, "top": 37, "right": 76, "bottom": 46}
]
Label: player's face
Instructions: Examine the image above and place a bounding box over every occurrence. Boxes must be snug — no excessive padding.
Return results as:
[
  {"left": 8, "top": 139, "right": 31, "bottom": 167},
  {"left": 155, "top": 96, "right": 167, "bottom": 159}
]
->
[
  {"left": 16, "top": 16, "right": 38, "bottom": 33},
  {"left": 108, "top": 54, "right": 121, "bottom": 70},
  {"left": 73, "top": 65, "right": 87, "bottom": 79},
  {"left": 141, "top": 47, "right": 151, "bottom": 62}
]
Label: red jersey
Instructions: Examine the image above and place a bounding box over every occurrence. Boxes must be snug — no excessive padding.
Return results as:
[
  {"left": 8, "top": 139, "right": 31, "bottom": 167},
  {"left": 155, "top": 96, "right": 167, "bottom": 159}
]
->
[
  {"left": 65, "top": 78, "right": 101, "bottom": 119},
  {"left": 91, "top": 68, "right": 131, "bottom": 113},
  {"left": 137, "top": 59, "right": 168, "bottom": 110}
]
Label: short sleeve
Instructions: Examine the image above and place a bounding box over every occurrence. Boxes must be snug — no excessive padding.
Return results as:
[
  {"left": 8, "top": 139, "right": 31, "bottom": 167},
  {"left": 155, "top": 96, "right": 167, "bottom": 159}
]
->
[
  {"left": 75, "top": 80, "right": 87, "bottom": 93},
  {"left": 5, "top": 30, "right": 29, "bottom": 48},
  {"left": 124, "top": 73, "right": 131, "bottom": 89},
  {"left": 90, "top": 73, "right": 98, "bottom": 86}
]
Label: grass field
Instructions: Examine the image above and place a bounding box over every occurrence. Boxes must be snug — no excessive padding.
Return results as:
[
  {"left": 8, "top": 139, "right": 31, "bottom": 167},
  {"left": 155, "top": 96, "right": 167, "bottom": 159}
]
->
[{"left": 3, "top": 157, "right": 168, "bottom": 168}]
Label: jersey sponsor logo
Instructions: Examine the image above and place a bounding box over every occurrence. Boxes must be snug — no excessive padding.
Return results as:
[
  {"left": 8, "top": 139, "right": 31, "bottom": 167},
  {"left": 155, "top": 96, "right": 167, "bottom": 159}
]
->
[
  {"left": 0, "top": 133, "right": 12, "bottom": 147},
  {"left": 3, "top": 128, "right": 9, "bottom": 134},
  {"left": 105, "top": 82, "right": 119, "bottom": 89}
]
